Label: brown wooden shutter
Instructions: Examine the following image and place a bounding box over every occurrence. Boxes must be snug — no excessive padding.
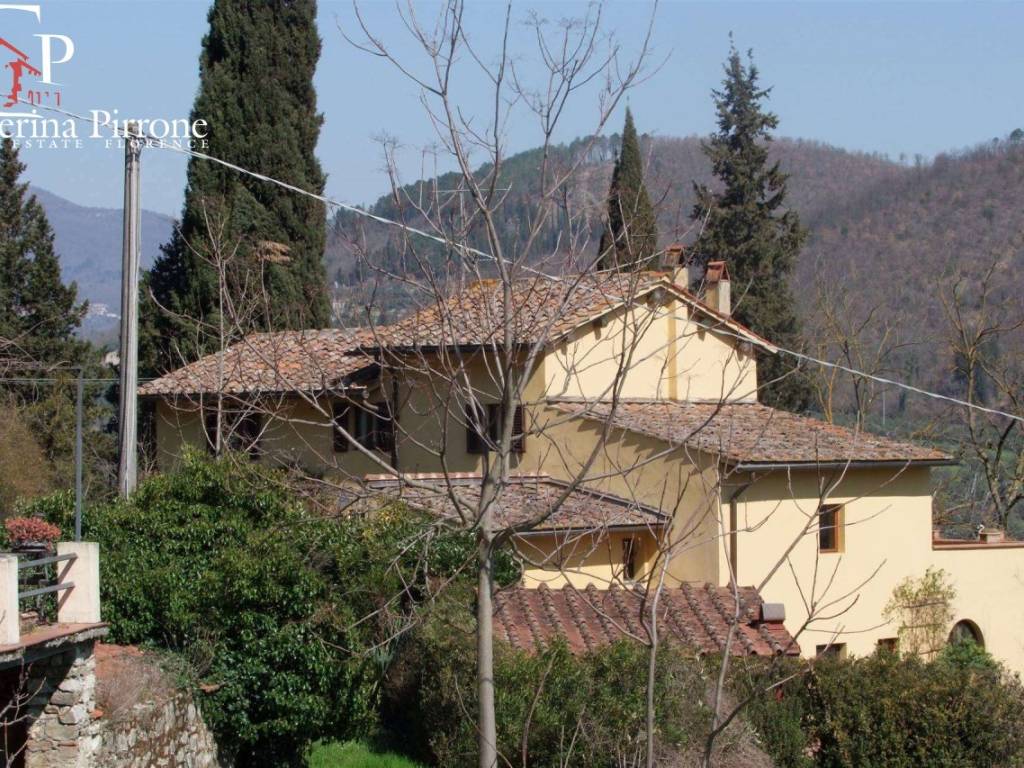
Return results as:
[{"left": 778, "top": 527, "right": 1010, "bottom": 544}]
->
[
  {"left": 332, "top": 402, "right": 350, "bottom": 453},
  {"left": 511, "top": 404, "right": 526, "bottom": 454}
]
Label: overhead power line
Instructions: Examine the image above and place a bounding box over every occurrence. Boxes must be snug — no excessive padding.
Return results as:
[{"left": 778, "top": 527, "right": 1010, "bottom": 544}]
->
[{"left": 23, "top": 100, "right": 1024, "bottom": 426}]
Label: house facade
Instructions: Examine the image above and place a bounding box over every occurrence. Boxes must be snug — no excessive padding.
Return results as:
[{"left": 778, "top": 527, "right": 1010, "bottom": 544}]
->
[{"left": 141, "top": 265, "right": 1024, "bottom": 671}]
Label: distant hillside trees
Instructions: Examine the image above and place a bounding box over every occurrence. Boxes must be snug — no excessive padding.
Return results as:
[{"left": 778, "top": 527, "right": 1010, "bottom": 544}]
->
[
  {"left": 598, "top": 108, "right": 659, "bottom": 270},
  {"left": 141, "top": 0, "right": 329, "bottom": 375},
  {"left": 691, "top": 45, "right": 811, "bottom": 411}
]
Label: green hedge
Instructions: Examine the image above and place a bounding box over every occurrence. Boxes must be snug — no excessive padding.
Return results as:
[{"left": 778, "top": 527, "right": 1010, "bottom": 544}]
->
[
  {"left": 22, "top": 452, "right": 516, "bottom": 766},
  {"left": 738, "top": 646, "right": 1024, "bottom": 768}
]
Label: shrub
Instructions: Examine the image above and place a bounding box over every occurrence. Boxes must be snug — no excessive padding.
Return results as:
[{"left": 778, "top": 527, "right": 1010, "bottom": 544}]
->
[
  {"left": 20, "top": 452, "right": 521, "bottom": 765},
  {"left": 4, "top": 516, "right": 61, "bottom": 546},
  {"left": 738, "top": 651, "right": 1024, "bottom": 768},
  {"left": 382, "top": 596, "right": 711, "bottom": 767}
]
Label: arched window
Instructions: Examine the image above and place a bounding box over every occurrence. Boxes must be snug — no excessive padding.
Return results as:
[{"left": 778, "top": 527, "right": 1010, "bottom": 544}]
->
[{"left": 949, "top": 619, "right": 984, "bottom": 647}]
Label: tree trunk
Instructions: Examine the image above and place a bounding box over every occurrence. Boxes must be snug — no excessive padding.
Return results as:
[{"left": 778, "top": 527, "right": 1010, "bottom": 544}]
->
[{"left": 477, "top": 516, "right": 498, "bottom": 768}]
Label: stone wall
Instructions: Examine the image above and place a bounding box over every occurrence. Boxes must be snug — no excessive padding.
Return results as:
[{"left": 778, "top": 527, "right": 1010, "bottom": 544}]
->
[
  {"left": 22, "top": 641, "right": 101, "bottom": 768},
  {"left": 0, "top": 641, "right": 223, "bottom": 768},
  {"left": 92, "top": 690, "right": 222, "bottom": 768}
]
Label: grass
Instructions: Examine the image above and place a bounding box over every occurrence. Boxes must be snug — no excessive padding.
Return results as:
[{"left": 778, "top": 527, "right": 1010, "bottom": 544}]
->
[{"left": 307, "top": 741, "right": 425, "bottom": 768}]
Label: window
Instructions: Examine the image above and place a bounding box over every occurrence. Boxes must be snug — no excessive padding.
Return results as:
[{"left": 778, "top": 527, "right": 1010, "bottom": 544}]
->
[
  {"left": 204, "top": 408, "right": 262, "bottom": 460},
  {"left": 331, "top": 402, "right": 350, "bottom": 453},
  {"left": 877, "top": 637, "right": 898, "bottom": 654},
  {"left": 356, "top": 401, "right": 394, "bottom": 453},
  {"left": 949, "top": 620, "right": 984, "bottom": 647},
  {"left": 818, "top": 504, "right": 844, "bottom": 553},
  {"left": 815, "top": 643, "right": 846, "bottom": 659},
  {"left": 622, "top": 537, "right": 638, "bottom": 581},
  {"left": 465, "top": 403, "right": 525, "bottom": 455}
]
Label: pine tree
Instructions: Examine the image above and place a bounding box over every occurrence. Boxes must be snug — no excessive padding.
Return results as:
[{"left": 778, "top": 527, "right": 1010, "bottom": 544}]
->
[
  {"left": 141, "top": 0, "right": 329, "bottom": 375},
  {"left": 0, "top": 139, "right": 108, "bottom": 490},
  {"left": 0, "top": 139, "right": 87, "bottom": 369},
  {"left": 598, "top": 108, "right": 658, "bottom": 270},
  {"left": 691, "top": 45, "right": 810, "bottom": 411}
]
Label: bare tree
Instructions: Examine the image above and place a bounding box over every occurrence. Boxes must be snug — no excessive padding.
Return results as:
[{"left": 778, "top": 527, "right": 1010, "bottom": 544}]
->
[{"left": 942, "top": 255, "right": 1024, "bottom": 532}]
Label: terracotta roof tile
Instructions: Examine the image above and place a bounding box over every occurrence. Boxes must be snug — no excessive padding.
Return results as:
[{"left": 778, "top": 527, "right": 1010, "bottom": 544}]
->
[
  {"left": 139, "top": 329, "right": 374, "bottom": 397},
  {"left": 365, "top": 473, "right": 667, "bottom": 532},
  {"left": 368, "top": 271, "right": 773, "bottom": 351},
  {"left": 494, "top": 583, "right": 799, "bottom": 657},
  {"left": 550, "top": 399, "right": 951, "bottom": 465}
]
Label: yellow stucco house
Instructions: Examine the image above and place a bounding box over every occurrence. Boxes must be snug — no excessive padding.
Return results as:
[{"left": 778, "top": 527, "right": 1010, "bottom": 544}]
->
[{"left": 140, "top": 264, "right": 1024, "bottom": 670}]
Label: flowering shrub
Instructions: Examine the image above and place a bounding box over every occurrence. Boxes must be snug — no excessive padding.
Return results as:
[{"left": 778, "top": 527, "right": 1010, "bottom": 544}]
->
[{"left": 4, "top": 516, "right": 61, "bottom": 546}]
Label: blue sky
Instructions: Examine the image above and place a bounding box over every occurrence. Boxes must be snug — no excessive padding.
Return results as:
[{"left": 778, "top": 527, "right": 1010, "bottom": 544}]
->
[{"left": 4, "top": 1, "right": 1023, "bottom": 217}]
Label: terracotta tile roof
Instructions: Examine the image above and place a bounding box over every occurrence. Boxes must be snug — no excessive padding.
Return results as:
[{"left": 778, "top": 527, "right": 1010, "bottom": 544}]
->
[
  {"left": 138, "top": 329, "right": 374, "bottom": 397},
  {"left": 494, "top": 583, "right": 798, "bottom": 657},
  {"left": 364, "top": 473, "right": 667, "bottom": 532},
  {"left": 550, "top": 399, "right": 952, "bottom": 466},
  {"left": 367, "top": 271, "right": 774, "bottom": 351}
]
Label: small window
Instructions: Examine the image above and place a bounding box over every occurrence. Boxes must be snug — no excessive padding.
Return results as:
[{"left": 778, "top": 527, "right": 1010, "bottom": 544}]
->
[
  {"left": 466, "top": 402, "right": 525, "bottom": 455},
  {"left": 815, "top": 643, "right": 846, "bottom": 659},
  {"left": 877, "top": 637, "right": 898, "bottom": 654},
  {"left": 332, "top": 402, "right": 350, "bottom": 453},
  {"left": 818, "top": 504, "right": 844, "bottom": 553},
  {"left": 204, "top": 408, "right": 262, "bottom": 459},
  {"left": 622, "top": 537, "right": 638, "bottom": 581},
  {"left": 356, "top": 401, "right": 394, "bottom": 453}
]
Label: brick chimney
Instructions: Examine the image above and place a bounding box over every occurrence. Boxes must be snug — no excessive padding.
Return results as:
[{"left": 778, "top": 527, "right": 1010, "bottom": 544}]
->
[
  {"left": 705, "top": 260, "right": 731, "bottom": 316},
  {"left": 663, "top": 243, "right": 690, "bottom": 289}
]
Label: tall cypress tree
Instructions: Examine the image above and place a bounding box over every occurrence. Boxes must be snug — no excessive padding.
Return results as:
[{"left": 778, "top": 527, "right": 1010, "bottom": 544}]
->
[
  {"left": 692, "top": 45, "right": 810, "bottom": 411},
  {"left": 141, "top": 0, "right": 329, "bottom": 375},
  {"left": 598, "top": 108, "right": 658, "bottom": 270}
]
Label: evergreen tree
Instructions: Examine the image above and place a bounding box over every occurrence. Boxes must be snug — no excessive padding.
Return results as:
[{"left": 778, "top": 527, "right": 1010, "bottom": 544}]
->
[
  {"left": 598, "top": 108, "right": 658, "bottom": 270},
  {"left": 141, "top": 0, "right": 329, "bottom": 375},
  {"left": 691, "top": 45, "right": 810, "bottom": 411},
  {"left": 0, "top": 139, "right": 109, "bottom": 490},
  {"left": 0, "top": 139, "right": 87, "bottom": 369}
]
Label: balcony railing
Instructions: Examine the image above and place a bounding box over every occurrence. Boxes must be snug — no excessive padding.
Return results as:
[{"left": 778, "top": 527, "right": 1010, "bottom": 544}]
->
[{"left": 0, "top": 542, "right": 101, "bottom": 646}]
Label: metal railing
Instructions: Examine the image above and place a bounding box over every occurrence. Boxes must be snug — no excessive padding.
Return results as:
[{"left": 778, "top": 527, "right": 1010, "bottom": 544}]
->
[{"left": 17, "top": 553, "right": 77, "bottom": 600}]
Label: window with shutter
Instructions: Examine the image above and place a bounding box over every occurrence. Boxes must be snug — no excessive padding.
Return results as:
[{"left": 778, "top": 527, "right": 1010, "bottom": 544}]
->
[
  {"left": 466, "top": 402, "right": 525, "bottom": 455},
  {"left": 204, "top": 410, "right": 218, "bottom": 454},
  {"left": 466, "top": 401, "right": 486, "bottom": 455},
  {"left": 511, "top": 404, "right": 525, "bottom": 454},
  {"left": 374, "top": 401, "right": 395, "bottom": 453},
  {"left": 332, "top": 402, "right": 350, "bottom": 453},
  {"left": 235, "top": 413, "right": 262, "bottom": 460}
]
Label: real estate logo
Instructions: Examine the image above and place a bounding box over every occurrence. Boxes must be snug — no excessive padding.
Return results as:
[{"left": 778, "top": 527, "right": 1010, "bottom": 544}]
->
[
  {"left": 0, "top": 3, "right": 207, "bottom": 150},
  {"left": 0, "top": 4, "right": 72, "bottom": 112}
]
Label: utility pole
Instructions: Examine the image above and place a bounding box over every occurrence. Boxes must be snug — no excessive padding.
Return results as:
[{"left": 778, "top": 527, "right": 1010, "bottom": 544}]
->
[{"left": 117, "top": 123, "right": 143, "bottom": 497}]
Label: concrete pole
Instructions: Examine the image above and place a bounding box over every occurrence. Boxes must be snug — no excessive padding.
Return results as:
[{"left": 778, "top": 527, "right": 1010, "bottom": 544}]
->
[{"left": 117, "top": 124, "right": 143, "bottom": 498}]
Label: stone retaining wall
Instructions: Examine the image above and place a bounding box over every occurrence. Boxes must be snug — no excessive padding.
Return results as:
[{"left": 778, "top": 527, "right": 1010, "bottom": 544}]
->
[
  {"left": 93, "top": 689, "right": 222, "bottom": 768},
  {"left": 4, "top": 641, "right": 223, "bottom": 768}
]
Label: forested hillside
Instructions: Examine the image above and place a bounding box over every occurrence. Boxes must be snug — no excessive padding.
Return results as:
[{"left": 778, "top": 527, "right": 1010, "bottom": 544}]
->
[{"left": 325, "top": 133, "right": 1024, "bottom": 423}]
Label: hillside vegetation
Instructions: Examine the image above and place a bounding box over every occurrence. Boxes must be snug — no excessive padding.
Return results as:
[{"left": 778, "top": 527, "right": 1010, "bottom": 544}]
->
[{"left": 325, "top": 133, "right": 1024, "bottom": 421}]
